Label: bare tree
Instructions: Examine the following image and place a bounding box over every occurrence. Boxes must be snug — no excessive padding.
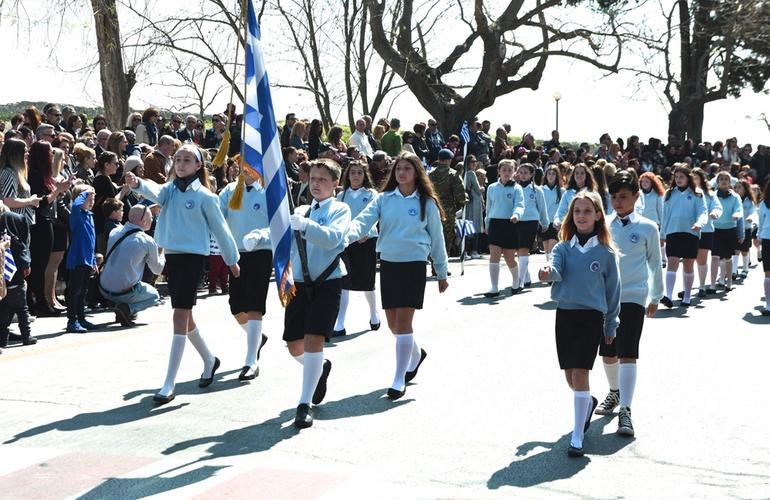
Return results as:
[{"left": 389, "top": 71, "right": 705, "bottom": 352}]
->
[{"left": 151, "top": 53, "right": 229, "bottom": 118}]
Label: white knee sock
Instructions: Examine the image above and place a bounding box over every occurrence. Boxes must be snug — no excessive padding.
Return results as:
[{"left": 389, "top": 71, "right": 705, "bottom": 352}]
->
[
  {"left": 159, "top": 334, "right": 186, "bottom": 396},
  {"left": 571, "top": 390, "right": 592, "bottom": 448},
  {"left": 665, "top": 271, "right": 676, "bottom": 298},
  {"left": 683, "top": 272, "right": 694, "bottom": 301},
  {"left": 391, "top": 334, "right": 414, "bottom": 391},
  {"left": 697, "top": 264, "right": 708, "bottom": 290},
  {"left": 293, "top": 353, "right": 304, "bottom": 365},
  {"left": 334, "top": 289, "right": 349, "bottom": 331},
  {"left": 187, "top": 327, "right": 215, "bottom": 375},
  {"left": 603, "top": 361, "right": 619, "bottom": 391},
  {"left": 518, "top": 255, "right": 529, "bottom": 287},
  {"left": 508, "top": 266, "right": 519, "bottom": 289},
  {"left": 244, "top": 320, "right": 263, "bottom": 368},
  {"left": 619, "top": 363, "right": 637, "bottom": 408},
  {"left": 488, "top": 262, "right": 500, "bottom": 292},
  {"left": 545, "top": 251, "right": 551, "bottom": 263},
  {"left": 742, "top": 253, "right": 750, "bottom": 272},
  {"left": 732, "top": 255, "right": 739, "bottom": 273},
  {"left": 719, "top": 260, "right": 726, "bottom": 283},
  {"left": 407, "top": 335, "right": 422, "bottom": 371},
  {"left": 364, "top": 290, "right": 380, "bottom": 324},
  {"left": 764, "top": 278, "right": 770, "bottom": 309},
  {"left": 299, "top": 351, "right": 324, "bottom": 405}
]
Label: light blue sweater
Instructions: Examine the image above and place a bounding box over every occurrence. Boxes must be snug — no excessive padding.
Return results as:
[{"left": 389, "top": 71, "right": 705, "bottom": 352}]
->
[
  {"left": 555, "top": 188, "right": 582, "bottom": 225},
  {"left": 742, "top": 198, "right": 757, "bottom": 227},
  {"left": 291, "top": 197, "right": 350, "bottom": 282},
  {"left": 542, "top": 184, "right": 562, "bottom": 224},
  {"left": 545, "top": 236, "right": 621, "bottom": 337},
  {"left": 700, "top": 192, "right": 723, "bottom": 233},
  {"left": 336, "top": 188, "right": 378, "bottom": 239},
  {"left": 219, "top": 182, "right": 271, "bottom": 252},
  {"left": 758, "top": 202, "right": 770, "bottom": 240},
  {"left": 346, "top": 189, "right": 449, "bottom": 280},
  {"left": 641, "top": 190, "right": 664, "bottom": 226},
  {"left": 713, "top": 190, "right": 743, "bottom": 230},
  {"left": 485, "top": 181, "right": 525, "bottom": 226},
  {"left": 134, "top": 178, "right": 240, "bottom": 265},
  {"left": 661, "top": 187, "right": 708, "bottom": 237},
  {"left": 609, "top": 212, "right": 664, "bottom": 307},
  {"left": 518, "top": 182, "right": 550, "bottom": 228}
]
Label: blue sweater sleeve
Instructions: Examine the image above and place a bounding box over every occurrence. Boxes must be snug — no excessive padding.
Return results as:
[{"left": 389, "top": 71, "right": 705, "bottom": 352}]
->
[
  {"left": 547, "top": 243, "right": 565, "bottom": 282},
  {"left": 425, "top": 199, "right": 449, "bottom": 280},
  {"left": 603, "top": 251, "right": 621, "bottom": 337},
  {"left": 202, "top": 194, "right": 240, "bottom": 266},
  {"left": 694, "top": 194, "right": 708, "bottom": 229},
  {"left": 656, "top": 195, "right": 664, "bottom": 225},
  {"left": 485, "top": 185, "right": 495, "bottom": 227},
  {"left": 133, "top": 178, "right": 165, "bottom": 204},
  {"left": 347, "top": 195, "right": 381, "bottom": 244},
  {"left": 536, "top": 187, "right": 549, "bottom": 228},
  {"left": 646, "top": 228, "right": 664, "bottom": 304},
  {"left": 512, "top": 185, "right": 525, "bottom": 219},
  {"left": 555, "top": 190, "right": 573, "bottom": 224},
  {"left": 709, "top": 195, "right": 723, "bottom": 219},
  {"left": 303, "top": 205, "right": 350, "bottom": 249}
]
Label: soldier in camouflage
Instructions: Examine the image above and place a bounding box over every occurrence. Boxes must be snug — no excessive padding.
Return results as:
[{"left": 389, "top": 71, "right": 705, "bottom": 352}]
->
[{"left": 429, "top": 148, "right": 468, "bottom": 256}]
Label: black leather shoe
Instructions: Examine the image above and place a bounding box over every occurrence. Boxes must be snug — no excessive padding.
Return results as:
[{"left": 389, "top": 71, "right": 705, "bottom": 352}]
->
[
  {"left": 567, "top": 445, "right": 584, "bottom": 457},
  {"left": 294, "top": 403, "right": 313, "bottom": 429},
  {"left": 524, "top": 281, "right": 532, "bottom": 287},
  {"left": 660, "top": 296, "right": 673, "bottom": 308},
  {"left": 405, "top": 349, "right": 427, "bottom": 383},
  {"left": 510, "top": 287, "right": 523, "bottom": 296},
  {"left": 311, "top": 359, "right": 332, "bottom": 405},
  {"left": 257, "top": 334, "right": 268, "bottom": 360},
  {"left": 22, "top": 337, "right": 37, "bottom": 345},
  {"left": 483, "top": 291, "right": 500, "bottom": 298},
  {"left": 370, "top": 322, "right": 381, "bottom": 331},
  {"left": 584, "top": 396, "right": 598, "bottom": 432},
  {"left": 706, "top": 288, "right": 717, "bottom": 295},
  {"left": 761, "top": 309, "right": 770, "bottom": 317},
  {"left": 677, "top": 291, "right": 684, "bottom": 299},
  {"left": 387, "top": 387, "right": 406, "bottom": 400},
  {"left": 332, "top": 329, "right": 346, "bottom": 338},
  {"left": 153, "top": 392, "right": 175, "bottom": 404},
  {"left": 36, "top": 305, "right": 60, "bottom": 317},
  {"left": 198, "top": 357, "right": 221, "bottom": 388},
  {"left": 697, "top": 289, "right": 707, "bottom": 298},
  {"left": 238, "top": 365, "right": 259, "bottom": 381},
  {"left": 680, "top": 300, "right": 691, "bottom": 308}
]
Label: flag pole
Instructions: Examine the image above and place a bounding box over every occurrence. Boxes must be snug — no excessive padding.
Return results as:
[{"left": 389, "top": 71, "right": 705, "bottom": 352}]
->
[{"left": 459, "top": 121, "right": 469, "bottom": 276}]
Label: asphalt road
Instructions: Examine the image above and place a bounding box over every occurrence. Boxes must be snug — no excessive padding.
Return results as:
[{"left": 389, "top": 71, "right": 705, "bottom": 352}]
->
[{"left": 1, "top": 254, "right": 769, "bottom": 499}]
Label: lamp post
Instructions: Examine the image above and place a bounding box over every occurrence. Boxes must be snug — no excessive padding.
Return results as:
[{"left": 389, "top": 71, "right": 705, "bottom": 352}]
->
[{"left": 553, "top": 92, "right": 561, "bottom": 132}]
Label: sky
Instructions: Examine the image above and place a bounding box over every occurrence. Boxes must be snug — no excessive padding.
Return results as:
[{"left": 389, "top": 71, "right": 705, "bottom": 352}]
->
[{"left": 1, "top": 1, "right": 768, "bottom": 145}]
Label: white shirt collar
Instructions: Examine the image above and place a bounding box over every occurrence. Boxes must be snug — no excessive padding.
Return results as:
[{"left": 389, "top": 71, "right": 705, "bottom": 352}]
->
[
  {"left": 188, "top": 178, "right": 202, "bottom": 192},
  {"left": 311, "top": 197, "right": 334, "bottom": 210},
  {"left": 386, "top": 189, "right": 418, "bottom": 199},
  {"left": 609, "top": 211, "right": 639, "bottom": 226},
  {"left": 347, "top": 187, "right": 364, "bottom": 199},
  {"left": 569, "top": 234, "right": 600, "bottom": 253}
]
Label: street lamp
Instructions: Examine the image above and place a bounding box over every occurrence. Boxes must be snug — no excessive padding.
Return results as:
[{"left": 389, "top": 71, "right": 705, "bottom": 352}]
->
[{"left": 553, "top": 92, "right": 562, "bottom": 132}]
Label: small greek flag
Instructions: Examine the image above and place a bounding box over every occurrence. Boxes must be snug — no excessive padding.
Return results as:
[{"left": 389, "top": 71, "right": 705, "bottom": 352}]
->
[
  {"left": 460, "top": 121, "right": 470, "bottom": 144},
  {"left": 4, "top": 249, "right": 16, "bottom": 281},
  {"left": 455, "top": 219, "right": 477, "bottom": 238}
]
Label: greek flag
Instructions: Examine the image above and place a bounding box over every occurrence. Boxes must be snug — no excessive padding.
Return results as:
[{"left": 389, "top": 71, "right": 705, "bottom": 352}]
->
[
  {"left": 460, "top": 121, "right": 470, "bottom": 144},
  {"left": 455, "top": 219, "right": 476, "bottom": 238},
  {"left": 243, "top": 1, "right": 295, "bottom": 306},
  {"left": 4, "top": 248, "right": 16, "bottom": 282}
]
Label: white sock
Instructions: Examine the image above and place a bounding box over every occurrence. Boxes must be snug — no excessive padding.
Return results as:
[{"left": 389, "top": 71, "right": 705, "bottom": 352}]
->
[
  {"left": 742, "top": 253, "right": 750, "bottom": 272},
  {"left": 683, "top": 272, "right": 694, "bottom": 301},
  {"left": 719, "top": 261, "right": 726, "bottom": 284},
  {"left": 239, "top": 322, "right": 247, "bottom": 332},
  {"left": 571, "top": 390, "right": 592, "bottom": 448},
  {"left": 662, "top": 244, "right": 667, "bottom": 262},
  {"left": 488, "top": 262, "right": 500, "bottom": 292},
  {"left": 364, "top": 290, "right": 380, "bottom": 324},
  {"left": 293, "top": 353, "right": 304, "bottom": 365},
  {"left": 697, "top": 264, "right": 708, "bottom": 290},
  {"left": 159, "top": 334, "right": 186, "bottom": 396},
  {"left": 391, "top": 334, "right": 414, "bottom": 391},
  {"left": 732, "top": 255, "right": 739, "bottom": 273},
  {"left": 764, "top": 278, "right": 770, "bottom": 309},
  {"left": 619, "top": 363, "right": 637, "bottom": 408},
  {"left": 603, "top": 361, "right": 619, "bottom": 391},
  {"left": 244, "top": 320, "right": 262, "bottom": 368},
  {"left": 299, "top": 351, "right": 324, "bottom": 405},
  {"left": 665, "top": 271, "right": 676, "bottom": 299},
  {"left": 187, "top": 327, "right": 215, "bottom": 375},
  {"left": 518, "top": 255, "right": 529, "bottom": 288},
  {"left": 710, "top": 257, "right": 719, "bottom": 287},
  {"left": 334, "top": 289, "right": 349, "bottom": 331},
  {"left": 545, "top": 251, "right": 551, "bottom": 263},
  {"left": 407, "top": 336, "right": 422, "bottom": 371},
  {"left": 508, "top": 266, "right": 519, "bottom": 289}
]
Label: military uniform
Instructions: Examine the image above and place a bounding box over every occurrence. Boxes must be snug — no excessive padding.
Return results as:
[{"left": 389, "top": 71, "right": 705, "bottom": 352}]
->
[{"left": 429, "top": 165, "right": 467, "bottom": 255}]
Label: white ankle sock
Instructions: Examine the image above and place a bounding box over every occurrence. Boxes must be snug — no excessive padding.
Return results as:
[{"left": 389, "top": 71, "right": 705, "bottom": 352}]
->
[
  {"left": 488, "top": 262, "right": 500, "bottom": 292},
  {"left": 697, "top": 264, "right": 708, "bottom": 289},
  {"left": 619, "top": 363, "right": 637, "bottom": 408},
  {"left": 764, "top": 278, "right": 770, "bottom": 309},
  {"left": 683, "top": 272, "right": 694, "bottom": 301},
  {"left": 364, "top": 290, "right": 380, "bottom": 324},
  {"left": 391, "top": 334, "right": 414, "bottom": 391},
  {"left": 299, "top": 352, "right": 324, "bottom": 405},
  {"left": 571, "top": 390, "right": 591, "bottom": 448},
  {"left": 334, "top": 289, "right": 349, "bottom": 331},
  {"left": 665, "top": 271, "right": 676, "bottom": 298},
  {"left": 603, "top": 361, "right": 619, "bottom": 391},
  {"left": 407, "top": 335, "right": 422, "bottom": 371},
  {"left": 508, "top": 266, "right": 519, "bottom": 289},
  {"left": 293, "top": 353, "right": 304, "bottom": 365},
  {"left": 244, "top": 320, "right": 262, "bottom": 368},
  {"left": 518, "top": 255, "right": 529, "bottom": 287},
  {"left": 187, "top": 327, "right": 215, "bottom": 375},
  {"left": 159, "top": 334, "right": 186, "bottom": 396}
]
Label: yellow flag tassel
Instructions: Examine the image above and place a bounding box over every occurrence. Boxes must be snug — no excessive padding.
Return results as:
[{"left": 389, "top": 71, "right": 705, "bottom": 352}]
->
[
  {"left": 228, "top": 171, "right": 246, "bottom": 211},
  {"left": 212, "top": 129, "right": 231, "bottom": 169}
]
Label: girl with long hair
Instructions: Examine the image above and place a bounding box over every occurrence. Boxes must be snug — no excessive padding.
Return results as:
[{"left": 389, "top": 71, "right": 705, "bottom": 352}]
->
[
  {"left": 346, "top": 153, "right": 449, "bottom": 401},
  {"left": 554, "top": 163, "right": 596, "bottom": 228},
  {"left": 515, "top": 162, "right": 549, "bottom": 289},
  {"left": 541, "top": 164, "right": 563, "bottom": 260},
  {"left": 711, "top": 172, "right": 743, "bottom": 291},
  {"left": 539, "top": 191, "right": 620, "bottom": 457},
  {"left": 734, "top": 179, "right": 758, "bottom": 279},
  {"left": 689, "top": 168, "right": 722, "bottom": 297},
  {"left": 0, "top": 138, "right": 40, "bottom": 225}
]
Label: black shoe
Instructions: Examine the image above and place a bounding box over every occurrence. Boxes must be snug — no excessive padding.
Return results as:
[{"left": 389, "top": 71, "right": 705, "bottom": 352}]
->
[
  {"left": 36, "top": 305, "right": 60, "bottom": 317},
  {"left": 387, "top": 387, "right": 406, "bottom": 400},
  {"left": 677, "top": 291, "right": 684, "bottom": 299},
  {"left": 567, "top": 445, "right": 585, "bottom": 458},
  {"left": 257, "top": 334, "right": 268, "bottom": 360},
  {"left": 22, "top": 336, "right": 37, "bottom": 345},
  {"left": 761, "top": 309, "right": 770, "bottom": 317},
  {"left": 52, "top": 305, "right": 67, "bottom": 313},
  {"left": 584, "top": 396, "right": 598, "bottom": 432},
  {"left": 524, "top": 281, "right": 532, "bottom": 288},
  {"left": 153, "top": 392, "right": 175, "bottom": 404},
  {"left": 697, "top": 289, "right": 707, "bottom": 298},
  {"left": 78, "top": 318, "right": 100, "bottom": 331},
  {"left": 681, "top": 300, "right": 691, "bottom": 308},
  {"left": 660, "top": 296, "right": 673, "bottom": 308},
  {"left": 312, "top": 359, "right": 332, "bottom": 405},
  {"left": 483, "top": 291, "right": 500, "bottom": 298},
  {"left": 198, "top": 357, "right": 221, "bottom": 388},
  {"left": 332, "top": 329, "right": 346, "bottom": 338},
  {"left": 294, "top": 403, "right": 313, "bottom": 429},
  {"left": 238, "top": 365, "right": 259, "bottom": 381},
  {"left": 370, "top": 322, "right": 381, "bottom": 331},
  {"left": 405, "top": 349, "right": 427, "bottom": 383},
  {"left": 510, "top": 287, "right": 523, "bottom": 296},
  {"left": 8, "top": 332, "right": 22, "bottom": 342},
  {"left": 114, "top": 303, "right": 133, "bottom": 326},
  {"left": 706, "top": 288, "right": 717, "bottom": 295}
]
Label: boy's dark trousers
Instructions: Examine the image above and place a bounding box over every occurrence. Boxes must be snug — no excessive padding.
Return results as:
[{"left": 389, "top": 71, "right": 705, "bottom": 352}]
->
[
  {"left": 0, "top": 284, "right": 33, "bottom": 346},
  {"left": 67, "top": 265, "right": 92, "bottom": 322}
]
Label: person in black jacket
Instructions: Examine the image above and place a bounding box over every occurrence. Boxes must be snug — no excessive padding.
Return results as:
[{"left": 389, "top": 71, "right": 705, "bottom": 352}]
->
[{"left": 0, "top": 201, "right": 36, "bottom": 351}]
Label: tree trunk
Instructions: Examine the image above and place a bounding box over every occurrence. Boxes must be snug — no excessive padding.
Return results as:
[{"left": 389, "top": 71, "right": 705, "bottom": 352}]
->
[
  {"left": 91, "top": 0, "right": 134, "bottom": 129},
  {"left": 668, "top": 104, "right": 687, "bottom": 144}
]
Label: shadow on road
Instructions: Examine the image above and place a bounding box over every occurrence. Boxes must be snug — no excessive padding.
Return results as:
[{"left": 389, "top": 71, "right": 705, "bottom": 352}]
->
[
  {"left": 77, "top": 464, "right": 228, "bottom": 500},
  {"left": 487, "top": 416, "right": 634, "bottom": 489},
  {"left": 122, "top": 370, "right": 244, "bottom": 401},
  {"left": 457, "top": 293, "right": 513, "bottom": 306},
  {"left": 533, "top": 301, "right": 557, "bottom": 311},
  {"left": 742, "top": 307, "right": 770, "bottom": 324},
  {"left": 326, "top": 329, "right": 370, "bottom": 346}
]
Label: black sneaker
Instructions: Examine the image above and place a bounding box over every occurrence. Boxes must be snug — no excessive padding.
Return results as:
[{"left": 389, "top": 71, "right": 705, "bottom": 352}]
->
[
  {"left": 617, "top": 406, "right": 635, "bottom": 436},
  {"left": 660, "top": 296, "right": 673, "bottom": 308},
  {"left": 595, "top": 390, "right": 619, "bottom": 415},
  {"left": 312, "top": 359, "right": 332, "bottom": 405}
]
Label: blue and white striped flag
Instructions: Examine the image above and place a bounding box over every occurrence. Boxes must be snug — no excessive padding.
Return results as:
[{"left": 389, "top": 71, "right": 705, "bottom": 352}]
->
[
  {"left": 4, "top": 248, "right": 16, "bottom": 282},
  {"left": 460, "top": 121, "right": 470, "bottom": 160},
  {"left": 455, "top": 219, "right": 477, "bottom": 238},
  {"left": 243, "top": 1, "right": 295, "bottom": 306}
]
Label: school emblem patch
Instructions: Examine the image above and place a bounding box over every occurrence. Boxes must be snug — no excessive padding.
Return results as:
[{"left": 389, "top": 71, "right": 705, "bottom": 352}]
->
[
  {"left": 408, "top": 208, "right": 418, "bottom": 216},
  {"left": 184, "top": 200, "right": 195, "bottom": 209},
  {"left": 506, "top": 193, "right": 513, "bottom": 199},
  {"left": 687, "top": 195, "right": 692, "bottom": 200},
  {"left": 590, "top": 261, "right": 601, "bottom": 272},
  {"left": 363, "top": 197, "right": 370, "bottom": 203},
  {"left": 629, "top": 233, "right": 640, "bottom": 244},
  {"left": 253, "top": 203, "right": 261, "bottom": 211},
  {"left": 529, "top": 193, "right": 535, "bottom": 199},
  {"left": 318, "top": 218, "right": 326, "bottom": 225}
]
